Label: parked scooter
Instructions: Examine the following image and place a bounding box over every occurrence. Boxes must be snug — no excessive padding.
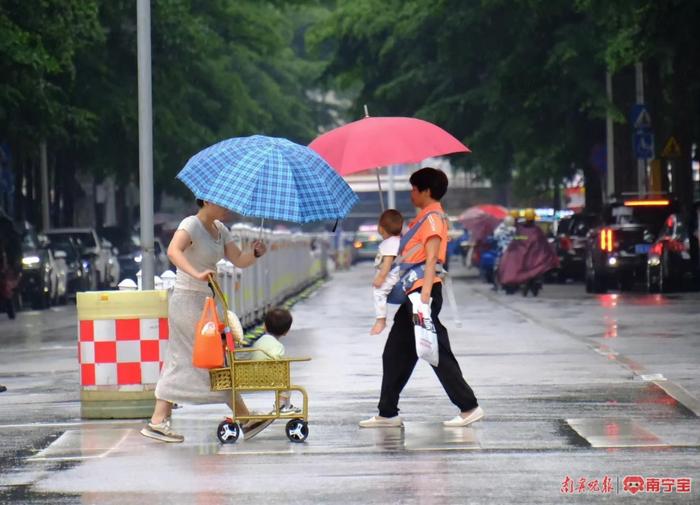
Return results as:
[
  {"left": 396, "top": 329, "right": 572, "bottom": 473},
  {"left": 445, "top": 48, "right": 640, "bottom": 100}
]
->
[
  {"left": 0, "top": 265, "right": 19, "bottom": 319},
  {"left": 478, "top": 237, "right": 499, "bottom": 284}
]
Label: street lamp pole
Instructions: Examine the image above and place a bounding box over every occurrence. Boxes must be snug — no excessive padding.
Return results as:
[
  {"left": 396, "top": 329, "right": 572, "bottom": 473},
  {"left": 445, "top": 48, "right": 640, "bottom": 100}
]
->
[
  {"left": 137, "top": 0, "right": 155, "bottom": 289},
  {"left": 605, "top": 71, "right": 615, "bottom": 202}
]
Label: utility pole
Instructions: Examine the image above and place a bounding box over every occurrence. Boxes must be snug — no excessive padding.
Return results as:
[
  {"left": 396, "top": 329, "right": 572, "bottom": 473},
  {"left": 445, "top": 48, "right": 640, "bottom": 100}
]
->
[
  {"left": 137, "top": 0, "right": 155, "bottom": 289},
  {"left": 605, "top": 71, "right": 615, "bottom": 201},
  {"left": 635, "top": 63, "right": 646, "bottom": 196}
]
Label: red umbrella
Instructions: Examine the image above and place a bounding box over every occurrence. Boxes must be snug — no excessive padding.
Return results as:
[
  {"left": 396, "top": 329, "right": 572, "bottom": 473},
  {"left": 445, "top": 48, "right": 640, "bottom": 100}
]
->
[
  {"left": 459, "top": 204, "right": 509, "bottom": 242},
  {"left": 309, "top": 116, "right": 470, "bottom": 176}
]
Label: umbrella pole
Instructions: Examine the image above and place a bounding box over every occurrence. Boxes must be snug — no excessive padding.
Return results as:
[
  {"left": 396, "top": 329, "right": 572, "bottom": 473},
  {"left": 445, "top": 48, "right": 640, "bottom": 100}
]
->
[
  {"left": 259, "top": 218, "right": 264, "bottom": 240},
  {"left": 375, "top": 169, "right": 385, "bottom": 211}
]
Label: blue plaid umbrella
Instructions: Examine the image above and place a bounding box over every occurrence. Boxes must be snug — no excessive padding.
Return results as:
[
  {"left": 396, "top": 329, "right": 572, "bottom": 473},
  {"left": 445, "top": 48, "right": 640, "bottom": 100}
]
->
[{"left": 177, "top": 135, "right": 358, "bottom": 223}]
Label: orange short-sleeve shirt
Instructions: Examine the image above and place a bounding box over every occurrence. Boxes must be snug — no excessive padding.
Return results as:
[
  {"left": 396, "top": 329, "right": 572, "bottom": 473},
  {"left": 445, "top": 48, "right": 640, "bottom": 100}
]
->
[{"left": 403, "top": 202, "right": 448, "bottom": 292}]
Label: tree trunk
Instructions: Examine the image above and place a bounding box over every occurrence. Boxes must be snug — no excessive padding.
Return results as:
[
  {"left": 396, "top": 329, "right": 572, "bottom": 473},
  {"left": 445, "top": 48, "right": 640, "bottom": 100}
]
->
[
  {"left": 24, "top": 156, "right": 36, "bottom": 225},
  {"left": 12, "top": 152, "right": 22, "bottom": 222},
  {"left": 612, "top": 67, "right": 637, "bottom": 198},
  {"left": 671, "top": 44, "right": 696, "bottom": 216}
]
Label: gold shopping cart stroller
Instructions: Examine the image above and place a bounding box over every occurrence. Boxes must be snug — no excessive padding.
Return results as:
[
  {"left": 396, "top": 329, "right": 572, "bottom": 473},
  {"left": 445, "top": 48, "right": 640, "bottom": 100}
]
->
[{"left": 206, "top": 276, "right": 311, "bottom": 443}]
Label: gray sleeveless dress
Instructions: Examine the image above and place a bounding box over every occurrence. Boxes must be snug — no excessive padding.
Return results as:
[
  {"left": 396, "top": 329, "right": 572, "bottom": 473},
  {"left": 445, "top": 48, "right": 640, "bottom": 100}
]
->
[{"left": 155, "top": 216, "right": 233, "bottom": 405}]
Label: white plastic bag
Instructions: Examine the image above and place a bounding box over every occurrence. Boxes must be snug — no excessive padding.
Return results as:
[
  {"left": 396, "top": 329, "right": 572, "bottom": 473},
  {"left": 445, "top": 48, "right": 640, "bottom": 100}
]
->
[{"left": 408, "top": 292, "right": 439, "bottom": 367}]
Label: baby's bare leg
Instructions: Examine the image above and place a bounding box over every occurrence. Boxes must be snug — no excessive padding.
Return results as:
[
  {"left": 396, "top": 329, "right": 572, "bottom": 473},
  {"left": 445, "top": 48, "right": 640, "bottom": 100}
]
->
[{"left": 370, "top": 318, "right": 386, "bottom": 335}]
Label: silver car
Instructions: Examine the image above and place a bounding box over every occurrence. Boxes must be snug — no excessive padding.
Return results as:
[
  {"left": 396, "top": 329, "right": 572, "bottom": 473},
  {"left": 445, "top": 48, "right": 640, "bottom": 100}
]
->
[{"left": 45, "top": 228, "right": 115, "bottom": 289}]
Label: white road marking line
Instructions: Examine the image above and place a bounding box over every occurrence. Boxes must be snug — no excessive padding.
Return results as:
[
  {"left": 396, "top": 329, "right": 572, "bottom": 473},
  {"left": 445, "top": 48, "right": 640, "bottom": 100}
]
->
[{"left": 28, "top": 429, "right": 131, "bottom": 462}]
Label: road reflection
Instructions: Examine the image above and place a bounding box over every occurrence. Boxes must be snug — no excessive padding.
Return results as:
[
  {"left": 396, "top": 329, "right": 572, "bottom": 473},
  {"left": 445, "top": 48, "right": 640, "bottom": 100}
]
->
[{"left": 596, "top": 293, "right": 670, "bottom": 307}]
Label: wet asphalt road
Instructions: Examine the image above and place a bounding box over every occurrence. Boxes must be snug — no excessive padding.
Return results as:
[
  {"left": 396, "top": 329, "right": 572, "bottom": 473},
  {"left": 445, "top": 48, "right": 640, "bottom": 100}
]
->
[{"left": 0, "top": 262, "right": 699, "bottom": 504}]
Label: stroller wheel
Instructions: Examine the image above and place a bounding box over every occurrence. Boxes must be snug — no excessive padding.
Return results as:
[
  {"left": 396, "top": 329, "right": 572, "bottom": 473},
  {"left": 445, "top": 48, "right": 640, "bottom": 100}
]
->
[
  {"left": 285, "top": 419, "right": 309, "bottom": 443},
  {"left": 217, "top": 419, "right": 240, "bottom": 443}
]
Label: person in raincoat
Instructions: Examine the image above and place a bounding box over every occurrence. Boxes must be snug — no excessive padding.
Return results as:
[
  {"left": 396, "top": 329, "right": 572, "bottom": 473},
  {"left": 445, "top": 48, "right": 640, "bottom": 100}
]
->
[
  {"left": 0, "top": 210, "right": 21, "bottom": 319},
  {"left": 498, "top": 209, "right": 559, "bottom": 296}
]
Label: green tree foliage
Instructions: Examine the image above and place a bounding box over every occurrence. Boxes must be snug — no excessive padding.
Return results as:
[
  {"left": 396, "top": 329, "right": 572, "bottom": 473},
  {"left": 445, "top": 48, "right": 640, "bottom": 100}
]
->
[
  {"left": 70, "top": 0, "right": 324, "bottom": 195},
  {"left": 311, "top": 0, "right": 700, "bottom": 208},
  {"left": 1, "top": 0, "right": 325, "bottom": 213},
  {"left": 583, "top": 0, "right": 700, "bottom": 205},
  {"left": 0, "top": 0, "right": 101, "bottom": 149}
]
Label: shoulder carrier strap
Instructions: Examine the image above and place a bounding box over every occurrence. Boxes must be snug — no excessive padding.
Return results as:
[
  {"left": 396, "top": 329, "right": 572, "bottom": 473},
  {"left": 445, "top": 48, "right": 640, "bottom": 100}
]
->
[{"left": 396, "top": 211, "right": 449, "bottom": 267}]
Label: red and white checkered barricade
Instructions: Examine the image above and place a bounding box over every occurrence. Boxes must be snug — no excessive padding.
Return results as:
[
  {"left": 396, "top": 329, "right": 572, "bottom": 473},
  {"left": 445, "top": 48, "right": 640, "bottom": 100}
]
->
[{"left": 77, "top": 290, "right": 169, "bottom": 419}]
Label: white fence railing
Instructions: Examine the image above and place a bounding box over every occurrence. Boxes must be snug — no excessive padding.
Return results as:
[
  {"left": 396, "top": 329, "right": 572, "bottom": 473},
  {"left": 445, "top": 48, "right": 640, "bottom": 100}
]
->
[{"left": 123, "top": 227, "right": 332, "bottom": 328}]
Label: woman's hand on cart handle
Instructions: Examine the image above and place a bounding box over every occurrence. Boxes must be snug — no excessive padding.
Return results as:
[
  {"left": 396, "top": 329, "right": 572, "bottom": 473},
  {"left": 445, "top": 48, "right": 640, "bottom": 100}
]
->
[
  {"left": 252, "top": 240, "right": 267, "bottom": 258},
  {"left": 197, "top": 269, "right": 217, "bottom": 282}
]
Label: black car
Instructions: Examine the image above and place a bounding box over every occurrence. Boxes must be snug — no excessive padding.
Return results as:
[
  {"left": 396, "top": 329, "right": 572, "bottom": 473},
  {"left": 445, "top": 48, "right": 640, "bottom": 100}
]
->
[
  {"left": 116, "top": 234, "right": 144, "bottom": 282},
  {"left": 647, "top": 213, "right": 699, "bottom": 292},
  {"left": 101, "top": 226, "right": 169, "bottom": 282},
  {"left": 555, "top": 213, "right": 600, "bottom": 281},
  {"left": 585, "top": 198, "right": 678, "bottom": 293}
]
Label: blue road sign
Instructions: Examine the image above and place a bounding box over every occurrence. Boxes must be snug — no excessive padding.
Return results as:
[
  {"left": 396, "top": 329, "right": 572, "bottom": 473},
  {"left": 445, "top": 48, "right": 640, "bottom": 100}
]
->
[
  {"left": 634, "top": 131, "right": 654, "bottom": 159},
  {"left": 631, "top": 104, "right": 651, "bottom": 129}
]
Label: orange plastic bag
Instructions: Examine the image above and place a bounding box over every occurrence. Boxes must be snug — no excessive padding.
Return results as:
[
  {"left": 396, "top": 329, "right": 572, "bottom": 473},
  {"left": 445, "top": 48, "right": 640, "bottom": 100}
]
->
[{"left": 192, "top": 297, "right": 224, "bottom": 369}]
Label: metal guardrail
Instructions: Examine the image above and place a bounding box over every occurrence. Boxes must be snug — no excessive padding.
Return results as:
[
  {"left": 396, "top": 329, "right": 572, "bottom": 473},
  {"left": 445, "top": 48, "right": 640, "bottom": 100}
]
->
[
  {"left": 216, "top": 226, "right": 329, "bottom": 328},
  {"left": 126, "top": 227, "right": 342, "bottom": 329}
]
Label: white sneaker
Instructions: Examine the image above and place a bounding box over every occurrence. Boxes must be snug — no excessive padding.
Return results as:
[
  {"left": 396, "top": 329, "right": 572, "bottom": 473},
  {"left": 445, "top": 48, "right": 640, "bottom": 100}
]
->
[
  {"left": 242, "top": 419, "right": 274, "bottom": 440},
  {"left": 443, "top": 406, "right": 484, "bottom": 427},
  {"left": 140, "top": 417, "right": 184, "bottom": 443},
  {"left": 279, "top": 403, "right": 302, "bottom": 414},
  {"left": 358, "top": 415, "right": 404, "bottom": 428}
]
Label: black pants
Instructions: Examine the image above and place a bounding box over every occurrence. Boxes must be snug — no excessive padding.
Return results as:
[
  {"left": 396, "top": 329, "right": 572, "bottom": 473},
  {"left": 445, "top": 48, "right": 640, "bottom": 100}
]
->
[{"left": 378, "top": 283, "right": 479, "bottom": 418}]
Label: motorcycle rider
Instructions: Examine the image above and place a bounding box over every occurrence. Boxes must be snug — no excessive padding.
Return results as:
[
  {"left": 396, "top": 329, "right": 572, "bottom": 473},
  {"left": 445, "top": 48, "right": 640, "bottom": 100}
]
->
[
  {"left": 519, "top": 208, "right": 546, "bottom": 296},
  {"left": 492, "top": 210, "right": 518, "bottom": 291}
]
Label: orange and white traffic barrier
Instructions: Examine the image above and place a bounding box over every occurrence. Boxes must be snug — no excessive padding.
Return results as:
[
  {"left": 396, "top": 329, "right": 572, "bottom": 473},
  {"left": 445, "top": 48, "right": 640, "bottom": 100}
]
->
[{"left": 76, "top": 290, "right": 169, "bottom": 419}]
